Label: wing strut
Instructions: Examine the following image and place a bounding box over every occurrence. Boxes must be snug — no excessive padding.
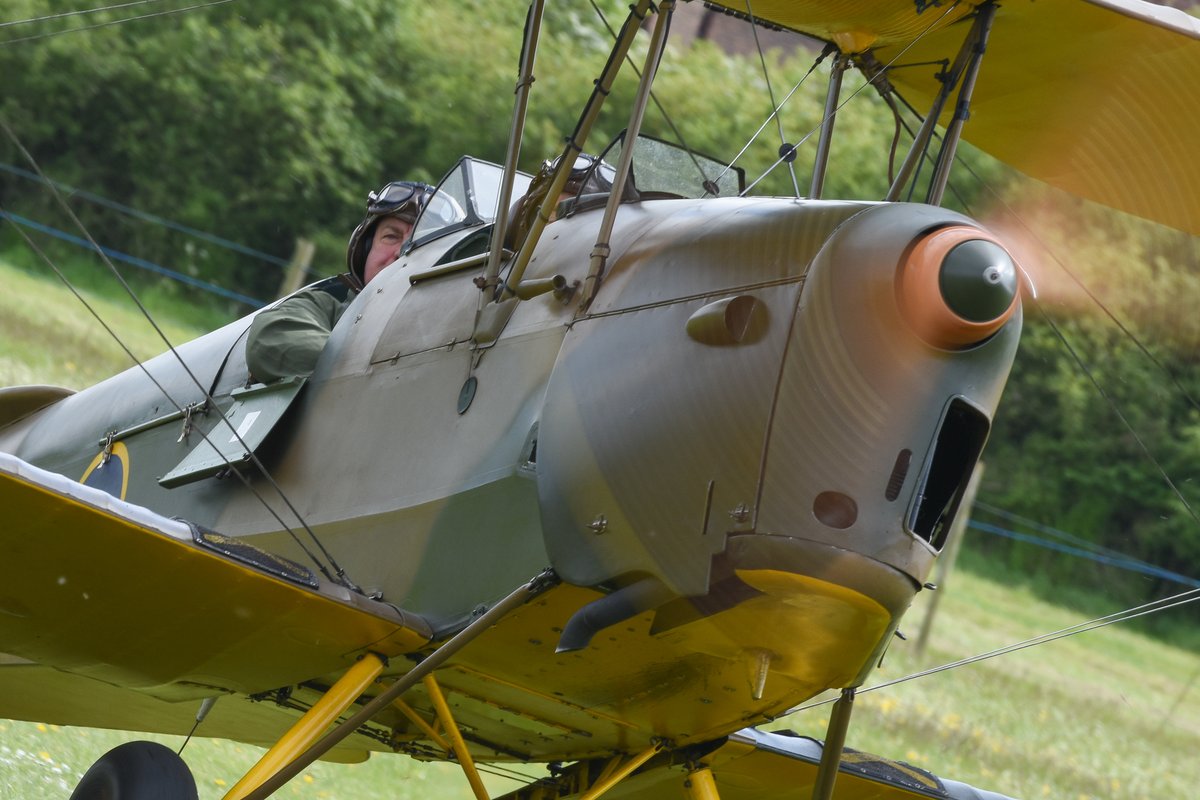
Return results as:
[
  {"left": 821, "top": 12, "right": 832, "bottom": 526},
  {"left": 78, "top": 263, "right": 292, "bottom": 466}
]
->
[
  {"left": 924, "top": 2, "right": 996, "bottom": 206},
  {"left": 238, "top": 569, "right": 561, "bottom": 800},
  {"left": 884, "top": 2, "right": 996, "bottom": 205},
  {"left": 223, "top": 653, "right": 388, "bottom": 800},
  {"left": 809, "top": 53, "right": 849, "bottom": 199},
  {"left": 811, "top": 687, "right": 856, "bottom": 800},
  {"left": 424, "top": 674, "right": 491, "bottom": 800},
  {"left": 684, "top": 765, "right": 721, "bottom": 800},
  {"left": 497, "top": 0, "right": 653, "bottom": 302},
  {"left": 579, "top": 0, "right": 676, "bottom": 311}
]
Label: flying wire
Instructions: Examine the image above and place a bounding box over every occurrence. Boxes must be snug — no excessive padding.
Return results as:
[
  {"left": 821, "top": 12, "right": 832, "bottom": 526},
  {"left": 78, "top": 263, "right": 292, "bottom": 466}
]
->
[
  {"left": 736, "top": 0, "right": 963, "bottom": 196},
  {"left": 0, "top": 116, "right": 361, "bottom": 592},
  {"left": 778, "top": 587, "right": 1200, "bottom": 719},
  {"left": 0, "top": 0, "right": 169, "bottom": 29},
  {"left": 743, "top": 0, "right": 802, "bottom": 197},
  {"left": 0, "top": 0, "right": 234, "bottom": 46},
  {"left": 0, "top": 206, "right": 336, "bottom": 578},
  {"left": 587, "top": 0, "right": 718, "bottom": 194}
]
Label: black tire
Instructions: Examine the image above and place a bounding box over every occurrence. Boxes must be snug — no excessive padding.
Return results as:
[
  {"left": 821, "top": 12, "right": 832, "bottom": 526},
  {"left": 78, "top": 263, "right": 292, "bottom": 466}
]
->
[{"left": 69, "top": 740, "right": 198, "bottom": 800}]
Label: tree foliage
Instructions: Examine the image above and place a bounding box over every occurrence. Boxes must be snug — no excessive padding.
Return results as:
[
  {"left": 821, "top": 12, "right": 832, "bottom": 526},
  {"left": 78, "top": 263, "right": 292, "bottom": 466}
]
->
[{"left": 0, "top": 0, "right": 979, "bottom": 295}]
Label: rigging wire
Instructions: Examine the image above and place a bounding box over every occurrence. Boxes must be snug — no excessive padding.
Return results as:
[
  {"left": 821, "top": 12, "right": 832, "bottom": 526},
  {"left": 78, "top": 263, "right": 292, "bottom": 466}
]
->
[
  {"left": 736, "top": 0, "right": 963, "bottom": 196},
  {"left": 587, "top": 0, "right": 717, "bottom": 194},
  {"left": 0, "top": 207, "right": 335, "bottom": 580},
  {"left": 743, "top": 0, "right": 802, "bottom": 197},
  {"left": 712, "top": 48, "right": 828, "bottom": 188},
  {"left": 0, "top": 0, "right": 169, "bottom": 29},
  {"left": 779, "top": 587, "right": 1200, "bottom": 719},
  {"left": 0, "top": 116, "right": 361, "bottom": 592},
  {"left": 0, "top": 0, "right": 234, "bottom": 46}
]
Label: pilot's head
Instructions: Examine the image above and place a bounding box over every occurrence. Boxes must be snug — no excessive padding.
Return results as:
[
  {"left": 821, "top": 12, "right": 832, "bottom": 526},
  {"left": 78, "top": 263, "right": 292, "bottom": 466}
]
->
[
  {"left": 505, "top": 153, "right": 616, "bottom": 251},
  {"left": 346, "top": 180, "right": 434, "bottom": 286}
]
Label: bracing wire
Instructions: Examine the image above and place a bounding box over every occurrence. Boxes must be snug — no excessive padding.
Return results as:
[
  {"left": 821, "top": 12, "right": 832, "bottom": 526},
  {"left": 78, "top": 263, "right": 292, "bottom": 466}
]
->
[
  {"left": 779, "top": 587, "right": 1200, "bottom": 719},
  {"left": 736, "top": 0, "right": 963, "bottom": 196},
  {"left": 587, "top": 0, "right": 718, "bottom": 194},
  {"left": 0, "top": 0, "right": 234, "bottom": 46},
  {"left": 0, "top": 116, "right": 361, "bottom": 592},
  {"left": 0, "top": 209, "right": 336, "bottom": 580},
  {"left": 0, "top": 0, "right": 170, "bottom": 29},
  {"left": 744, "top": 0, "right": 802, "bottom": 197},
  {"left": 713, "top": 49, "right": 828, "bottom": 188}
]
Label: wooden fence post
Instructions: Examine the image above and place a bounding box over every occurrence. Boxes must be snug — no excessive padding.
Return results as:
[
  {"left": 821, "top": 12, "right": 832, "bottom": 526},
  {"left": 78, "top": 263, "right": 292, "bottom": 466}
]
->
[{"left": 276, "top": 237, "right": 315, "bottom": 299}]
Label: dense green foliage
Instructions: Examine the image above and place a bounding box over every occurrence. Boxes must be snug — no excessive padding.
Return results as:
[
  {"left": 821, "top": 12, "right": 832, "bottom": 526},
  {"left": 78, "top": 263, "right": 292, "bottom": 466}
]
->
[
  {"left": 1, "top": 1, "right": 1198, "bottom": 616},
  {"left": 0, "top": 0, "right": 982, "bottom": 297}
]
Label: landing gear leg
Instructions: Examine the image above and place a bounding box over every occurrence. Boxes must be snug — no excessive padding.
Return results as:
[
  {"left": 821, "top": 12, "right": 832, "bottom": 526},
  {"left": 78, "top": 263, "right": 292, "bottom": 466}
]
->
[
  {"left": 683, "top": 764, "right": 721, "bottom": 800},
  {"left": 69, "top": 740, "right": 198, "bottom": 800}
]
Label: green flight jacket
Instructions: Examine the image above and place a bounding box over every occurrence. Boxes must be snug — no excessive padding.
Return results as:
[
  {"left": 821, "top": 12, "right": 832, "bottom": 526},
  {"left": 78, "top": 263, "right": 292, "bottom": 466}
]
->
[{"left": 245, "top": 279, "right": 355, "bottom": 383}]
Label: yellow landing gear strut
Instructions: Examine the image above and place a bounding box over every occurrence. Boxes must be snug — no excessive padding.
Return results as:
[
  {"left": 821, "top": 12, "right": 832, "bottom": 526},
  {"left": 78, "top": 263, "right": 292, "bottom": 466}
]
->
[
  {"left": 423, "top": 673, "right": 491, "bottom": 800},
  {"left": 223, "top": 653, "right": 388, "bottom": 800}
]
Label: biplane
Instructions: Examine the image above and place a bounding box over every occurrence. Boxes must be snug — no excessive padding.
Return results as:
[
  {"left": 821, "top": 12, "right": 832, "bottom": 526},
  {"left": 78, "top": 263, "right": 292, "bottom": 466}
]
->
[{"left": 0, "top": 1, "right": 1197, "bottom": 798}]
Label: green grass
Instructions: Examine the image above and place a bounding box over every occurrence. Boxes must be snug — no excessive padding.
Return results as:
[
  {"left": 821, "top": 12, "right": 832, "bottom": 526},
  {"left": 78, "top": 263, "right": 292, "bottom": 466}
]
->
[
  {"left": 1, "top": 253, "right": 1197, "bottom": 799},
  {"left": 0, "top": 248, "right": 237, "bottom": 389},
  {"left": 0, "top": 720, "right": 520, "bottom": 799},
  {"left": 780, "top": 572, "right": 1200, "bottom": 800}
]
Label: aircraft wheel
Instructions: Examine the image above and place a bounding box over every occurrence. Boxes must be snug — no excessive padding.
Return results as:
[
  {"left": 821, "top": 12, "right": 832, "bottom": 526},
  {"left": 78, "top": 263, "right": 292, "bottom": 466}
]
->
[{"left": 69, "top": 740, "right": 198, "bottom": 800}]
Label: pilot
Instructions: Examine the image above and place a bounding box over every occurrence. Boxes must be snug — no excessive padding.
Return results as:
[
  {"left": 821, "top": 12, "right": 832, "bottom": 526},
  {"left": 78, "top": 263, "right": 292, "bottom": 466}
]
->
[
  {"left": 504, "top": 153, "right": 617, "bottom": 251},
  {"left": 245, "top": 180, "right": 433, "bottom": 383}
]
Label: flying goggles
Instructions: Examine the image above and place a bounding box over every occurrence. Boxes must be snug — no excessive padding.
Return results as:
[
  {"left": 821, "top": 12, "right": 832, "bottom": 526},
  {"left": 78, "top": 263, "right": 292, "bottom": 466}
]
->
[{"left": 346, "top": 180, "right": 435, "bottom": 284}]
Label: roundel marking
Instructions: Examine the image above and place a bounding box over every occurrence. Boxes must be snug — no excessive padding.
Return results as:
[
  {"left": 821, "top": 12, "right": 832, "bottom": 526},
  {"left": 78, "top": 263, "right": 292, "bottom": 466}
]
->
[{"left": 81, "top": 441, "right": 130, "bottom": 501}]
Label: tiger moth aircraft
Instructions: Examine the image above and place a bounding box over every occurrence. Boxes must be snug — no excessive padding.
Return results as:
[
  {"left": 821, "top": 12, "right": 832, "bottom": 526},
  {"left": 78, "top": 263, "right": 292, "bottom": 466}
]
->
[{"left": 1, "top": 0, "right": 1197, "bottom": 798}]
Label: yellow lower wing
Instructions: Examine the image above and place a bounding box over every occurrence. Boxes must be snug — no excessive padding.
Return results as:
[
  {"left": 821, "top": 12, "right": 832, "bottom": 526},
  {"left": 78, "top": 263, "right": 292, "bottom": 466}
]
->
[
  {"left": 0, "top": 452, "right": 430, "bottom": 706},
  {"left": 498, "top": 727, "right": 1016, "bottom": 799}
]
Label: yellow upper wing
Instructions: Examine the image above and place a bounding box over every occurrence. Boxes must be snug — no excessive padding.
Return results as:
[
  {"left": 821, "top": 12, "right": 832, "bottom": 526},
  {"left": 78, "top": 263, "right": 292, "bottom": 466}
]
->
[{"left": 703, "top": 0, "right": 1200, "bottom": 234}]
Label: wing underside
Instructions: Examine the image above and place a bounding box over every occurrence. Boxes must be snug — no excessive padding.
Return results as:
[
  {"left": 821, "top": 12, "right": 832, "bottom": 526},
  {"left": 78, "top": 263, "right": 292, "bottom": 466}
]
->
[
  {"left": 497, "top": 727, "right": 1016, "bottom": 800},
  {"left": 701, "top": 0, "right": 1200, "bottom": 235}
]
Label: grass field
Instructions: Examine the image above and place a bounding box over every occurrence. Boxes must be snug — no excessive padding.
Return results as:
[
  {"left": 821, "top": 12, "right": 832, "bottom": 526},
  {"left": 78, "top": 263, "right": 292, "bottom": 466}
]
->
[{"left": 0, "top": 256, "right": 1197, "bottom": 799}]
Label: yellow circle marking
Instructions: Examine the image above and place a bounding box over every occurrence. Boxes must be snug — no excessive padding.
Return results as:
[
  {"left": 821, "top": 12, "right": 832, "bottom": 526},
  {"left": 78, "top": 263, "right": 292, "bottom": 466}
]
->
[{"left": 80, "top": 441, "right": 131, "bottom": 501}]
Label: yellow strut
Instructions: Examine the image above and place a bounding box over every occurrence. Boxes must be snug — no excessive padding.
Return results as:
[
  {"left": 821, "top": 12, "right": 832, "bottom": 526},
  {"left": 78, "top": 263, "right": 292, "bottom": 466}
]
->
[
  {"left": 423, "top": 674, "right": 491, "bottom": 800},
  {"left": 392, "top": 697, "right": 452, "bottom": 751},
  {"left": 223, "top": 653, "right": 386, "bottom": 800},
  {"left": 579, "top": 741, "right": 664, "bottom": 800},
  {"left": 684, "top": 766, "right": 721, "bottom": 800}
]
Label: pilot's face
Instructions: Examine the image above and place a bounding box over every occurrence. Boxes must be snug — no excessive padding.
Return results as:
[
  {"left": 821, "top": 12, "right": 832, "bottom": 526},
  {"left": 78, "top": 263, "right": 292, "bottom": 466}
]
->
[{"left": 363, "top": 216, "right": 414, "bottom": 284}]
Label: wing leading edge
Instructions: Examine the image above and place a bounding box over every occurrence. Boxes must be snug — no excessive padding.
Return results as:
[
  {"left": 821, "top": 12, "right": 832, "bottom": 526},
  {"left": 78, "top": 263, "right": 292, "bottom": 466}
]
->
[{"left": 701, "top": 0, "right": 1200, "bottom": 235}]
